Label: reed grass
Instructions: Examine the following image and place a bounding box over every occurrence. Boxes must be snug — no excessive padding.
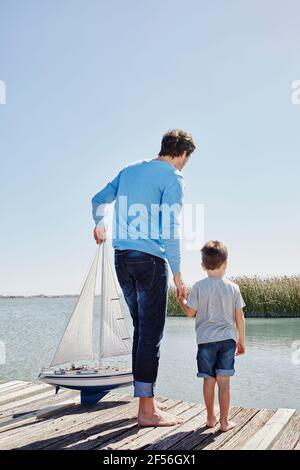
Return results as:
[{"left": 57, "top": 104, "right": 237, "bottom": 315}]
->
[{"left": 167, "top": 276, "right": 300, "bottom": 317}]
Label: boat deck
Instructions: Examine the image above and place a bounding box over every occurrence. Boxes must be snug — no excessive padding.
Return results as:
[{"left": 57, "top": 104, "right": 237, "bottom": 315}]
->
[{"left": 0, "top": 380, "right": 299, "bottom": 450}]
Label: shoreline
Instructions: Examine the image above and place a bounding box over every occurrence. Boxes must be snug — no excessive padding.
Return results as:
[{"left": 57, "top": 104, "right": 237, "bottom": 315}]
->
[
  {"left": 2, "top": 274, "right": 300, "bottom": 318},
  {"left": 0, "top": 295, "right": 299, "bottom": 318}
]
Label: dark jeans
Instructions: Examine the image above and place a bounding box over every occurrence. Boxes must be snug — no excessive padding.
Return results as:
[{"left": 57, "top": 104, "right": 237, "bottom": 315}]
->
[{"left": 114, "top": 249, "right": 169, "bottom": 397}]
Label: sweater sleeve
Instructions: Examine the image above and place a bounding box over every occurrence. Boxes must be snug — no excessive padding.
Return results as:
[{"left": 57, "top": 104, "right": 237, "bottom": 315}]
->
[
  {"left": 160, "top": 173, "right": 184, "bottom": 274},
  {"left": 91, "top": 171, "right": 121, "bottom": 227}
]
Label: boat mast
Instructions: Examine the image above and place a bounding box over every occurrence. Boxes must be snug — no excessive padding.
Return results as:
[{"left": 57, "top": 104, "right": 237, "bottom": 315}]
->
[{"left": 99, "top": 242, "right": 106, "bottom": 368}]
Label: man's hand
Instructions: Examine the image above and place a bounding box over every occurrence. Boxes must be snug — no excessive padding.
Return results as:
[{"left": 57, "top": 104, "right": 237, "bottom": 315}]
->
[
  {"left": 93, "top": 226, "right": 107, "bottom": 244},
  {"left": 173, "top": 273, "right": 186, "bottom": 302},
  {"left": 236, "top": 340, "right": 246, "bottom": 355}
]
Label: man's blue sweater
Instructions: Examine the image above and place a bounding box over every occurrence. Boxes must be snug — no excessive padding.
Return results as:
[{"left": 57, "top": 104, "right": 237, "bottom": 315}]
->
[{"left": 92, "top": 158, "right": 184, "bottom": 274}]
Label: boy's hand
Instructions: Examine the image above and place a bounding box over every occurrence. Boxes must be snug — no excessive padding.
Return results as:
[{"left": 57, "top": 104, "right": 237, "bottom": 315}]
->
[{"left": 236, "top": 340, "right": 246, "bottom": 355}]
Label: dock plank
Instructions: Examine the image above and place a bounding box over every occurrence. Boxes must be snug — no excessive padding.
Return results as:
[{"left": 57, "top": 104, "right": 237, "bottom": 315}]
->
[
  {"left": 0, "top": 398, "right": 79, "bottom": 433},
  {"left": 0, "top": 393, "right": 131, "bottom": 450},
  {"left": 0, "top": 388, "right": 78, "bottom": 423},
  {"left": 294, "top": 439, "right": 300, "bottom": 450},
  {"left": 0, "top": 381, "right": 31, "bottom": 395},
  {"left": 26, "top": 396, "right": 169, "bottom": 451},
  {"left": 170, "top": 406, "right": 242, "bottom": 450},
  {"left": 241, "top": 408, "right": 296, "bottom": 450},
  {"left": 103, "top": 399, "right": 185, "bottom": 451},
  {"left": 0, "top": 380, "right": 299, "bottom": 451},
  {"left": 123, "top": 403, "right": 204, "bottom": 451},
  {"left": 271, "top": 412, "right": 300, "bottom": 450},
  {"left": 33, "top": 394, "right": 150, "bottom": 451},
  {"left": 146, "top": 406, "right": 208, "bottom": 450},
  {"left": 199, "top": 408, "right": 259, "bottom": 450},
  {"left": 111, "top": 402, "right": 197, "bottom": 450},
  {"left": 0, "top": 390, "right": 78, "bottom": 425},
  {"left": 0, "top": 389, "right": 59, "bottom": 414},
  {"left": 0, "top": 383, "right": 52, "bottom": 406},
  {"left": 0, "top": 381, "right": 28, "bottom": 391},
  {"left": 220, "top": 409, "right": 275, "bottom": 449},
  {"left": 64, "top": 398, "right": 178, "bottom": 450}
]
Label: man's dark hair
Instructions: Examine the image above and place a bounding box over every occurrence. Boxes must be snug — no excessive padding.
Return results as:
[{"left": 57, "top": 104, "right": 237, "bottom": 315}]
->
[
  {"left": 159, "top": 129, "right": 196, "bottom": 158},
  {"left": 201, "top": 240, "right": 228, "bottom": 270}
]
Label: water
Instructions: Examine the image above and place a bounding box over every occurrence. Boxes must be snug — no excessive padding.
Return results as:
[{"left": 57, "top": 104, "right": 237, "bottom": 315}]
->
[{"left": 1, "top": 297, "right": 300, "bottom": 410}]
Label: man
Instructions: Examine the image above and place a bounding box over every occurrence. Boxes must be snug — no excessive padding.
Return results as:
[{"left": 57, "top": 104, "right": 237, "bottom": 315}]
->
[{"left": 92, "top": 129, "right": 196, "bottom": 426}]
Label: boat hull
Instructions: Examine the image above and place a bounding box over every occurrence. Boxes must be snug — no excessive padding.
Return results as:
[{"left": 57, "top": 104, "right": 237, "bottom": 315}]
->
[{"left": 38, "top": 369, "right": 133, "bottom": 404}]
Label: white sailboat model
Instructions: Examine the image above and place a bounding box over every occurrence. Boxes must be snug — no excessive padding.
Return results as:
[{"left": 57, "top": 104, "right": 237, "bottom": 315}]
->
[{"left": 38, "top": 243, "right": 133, "bottom": 404}]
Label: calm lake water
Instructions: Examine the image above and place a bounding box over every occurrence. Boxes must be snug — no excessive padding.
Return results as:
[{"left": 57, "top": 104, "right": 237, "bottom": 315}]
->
[{"left": 1, "top": 297, "right": 300, "bottom": 410}]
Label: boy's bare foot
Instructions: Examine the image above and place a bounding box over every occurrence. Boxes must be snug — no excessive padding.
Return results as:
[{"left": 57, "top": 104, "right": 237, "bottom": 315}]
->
[
  {"left": 206, "top": 416, "right": 219, "bottom": 428},
  {"left": 220, "top": 420, "right": 236, "bottom": 432},
  {"left": 138, "top": 410, "right": 184, "bottom": 428},
  {"left": 155, "top": 400, "right": 167, "bottom": 411}
]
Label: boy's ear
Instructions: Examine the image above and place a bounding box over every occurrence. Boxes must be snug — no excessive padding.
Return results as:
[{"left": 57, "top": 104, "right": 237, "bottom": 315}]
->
[{"left": 201, "top": 262, "right": 207, "bottom": 272}]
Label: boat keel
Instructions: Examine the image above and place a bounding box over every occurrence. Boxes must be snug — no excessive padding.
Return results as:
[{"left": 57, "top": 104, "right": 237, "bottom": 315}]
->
[{"left": 80, "top": 390, "right": 109, "bottom": 405}]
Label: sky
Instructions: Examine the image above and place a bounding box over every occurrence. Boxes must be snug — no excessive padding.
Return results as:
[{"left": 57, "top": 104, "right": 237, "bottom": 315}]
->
[{"left": 0, "top": 0, "right": 300, "bottom": 295}]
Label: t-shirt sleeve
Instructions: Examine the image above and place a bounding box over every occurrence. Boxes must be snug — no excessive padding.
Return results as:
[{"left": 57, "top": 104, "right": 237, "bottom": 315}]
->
[
  {"left": 187, "top": 284, "right": 199, "bottom": 310},
  {"left": 235, "top": 286, "right": 246, "bottom": 310}
]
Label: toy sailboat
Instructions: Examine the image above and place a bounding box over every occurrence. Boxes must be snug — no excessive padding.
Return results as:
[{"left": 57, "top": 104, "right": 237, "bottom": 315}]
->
[{"left": 38, "top": 243, "right": 133, "bottom": 404}]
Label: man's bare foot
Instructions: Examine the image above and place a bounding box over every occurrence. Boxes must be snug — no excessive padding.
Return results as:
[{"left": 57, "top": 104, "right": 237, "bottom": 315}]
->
[
  {"left": 220, "top": 420, "right": 236, "bottom": 432},
  {"left": 138, "top": 410, "right": 184, "bottom": 428},
  {"left": 155, "top": 400, "right": 167, "bottom": 411},
  {"left": 206, "top": 416, "right": 219, "bottom": 428}
]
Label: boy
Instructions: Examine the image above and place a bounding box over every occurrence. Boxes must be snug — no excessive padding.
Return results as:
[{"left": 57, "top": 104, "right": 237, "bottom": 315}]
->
[{"left": 179, "top": 240, "right": 246, "bottom": 432}]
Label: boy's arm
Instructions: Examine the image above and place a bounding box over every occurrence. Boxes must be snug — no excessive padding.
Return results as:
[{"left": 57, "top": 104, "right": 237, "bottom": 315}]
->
[
  {"left": 235, "top": 308, "right": 246, "bottom": 355},
  {"left": 179, "top": 298, "right": 197, "bottom": 317},
  {"left": 179, "top": 284, "right": 198, "bottom": 317},
  {"left": 234, "top": 285, "right": 246, "bottom": 355}
]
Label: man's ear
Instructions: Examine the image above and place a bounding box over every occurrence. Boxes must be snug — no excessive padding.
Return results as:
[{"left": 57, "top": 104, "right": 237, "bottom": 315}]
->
[{"left": 201, "top": 263, "right": 207, "bottom": 272}]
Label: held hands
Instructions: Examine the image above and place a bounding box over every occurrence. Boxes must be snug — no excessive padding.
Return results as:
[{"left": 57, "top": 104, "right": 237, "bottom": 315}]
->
[
  {"left": 93, "top": 226, "right": 107, "bottom": 244},
  {"left": 175, "top": 280, "right": 196, "bottom": 317},
  {"left": 236, "top": 340, "right": 246, "bottom": 355},
  {"left": 173, "top": 273, "right": 187, "bottom": 302}
]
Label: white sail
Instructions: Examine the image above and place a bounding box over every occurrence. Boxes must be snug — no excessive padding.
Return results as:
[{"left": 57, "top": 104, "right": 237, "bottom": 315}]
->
[
  {"left": 50, "top": 248, "right": 100, "bottom": 367},
  {"left": 100, "top": 243, "right": 132, "bottom": 358}
]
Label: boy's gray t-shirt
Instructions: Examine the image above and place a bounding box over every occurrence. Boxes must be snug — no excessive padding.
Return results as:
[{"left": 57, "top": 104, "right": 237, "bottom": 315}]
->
[{"left": 187, "top": 277, "right": 246, "bottom": 345}]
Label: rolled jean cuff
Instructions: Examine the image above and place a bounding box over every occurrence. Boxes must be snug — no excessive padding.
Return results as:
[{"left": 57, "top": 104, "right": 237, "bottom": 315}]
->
[
  {"left": 134, "top": 380, "right": 155, "bottom": 398},
  {"left": 215, "top": 368, "right": 235, "bottom": 377}
]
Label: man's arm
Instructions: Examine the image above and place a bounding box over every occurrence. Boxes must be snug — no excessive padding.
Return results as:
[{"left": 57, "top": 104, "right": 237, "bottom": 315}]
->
[
  {"left": 235, "top": 308, "right": 246, "bottom": 355},
  {"left": 161, "top": 174, "right": 185, "bottom": 299},
  {"left": 91, "top": 171, "right": 121, "bottom": 243}
]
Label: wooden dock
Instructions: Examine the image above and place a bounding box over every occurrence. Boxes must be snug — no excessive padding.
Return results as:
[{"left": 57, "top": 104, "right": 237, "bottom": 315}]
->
[{"left": 0, "top": 380, "right": 299, "bottom": 450}]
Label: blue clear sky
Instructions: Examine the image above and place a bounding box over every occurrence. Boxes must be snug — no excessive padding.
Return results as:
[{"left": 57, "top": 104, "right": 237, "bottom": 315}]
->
[{"left": 0, "top": 0, "right": 299, "bottom": 295}]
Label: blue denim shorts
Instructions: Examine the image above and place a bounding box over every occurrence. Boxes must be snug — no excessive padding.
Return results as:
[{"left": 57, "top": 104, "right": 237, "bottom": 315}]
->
[{"left": 197, "top": 339, "right": 236, "bottom": 378}]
